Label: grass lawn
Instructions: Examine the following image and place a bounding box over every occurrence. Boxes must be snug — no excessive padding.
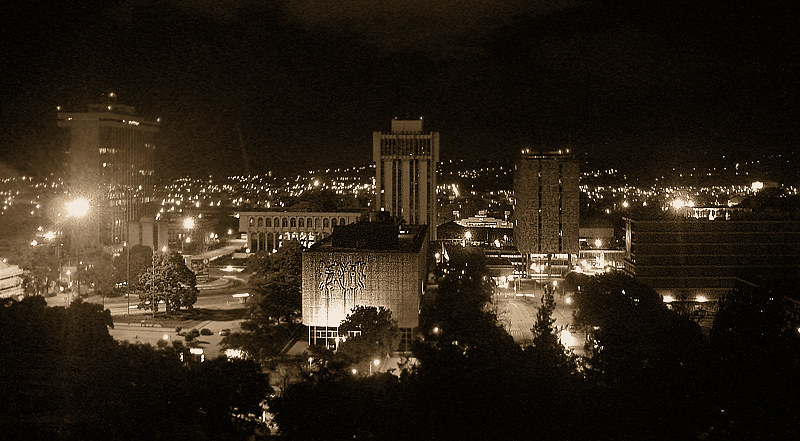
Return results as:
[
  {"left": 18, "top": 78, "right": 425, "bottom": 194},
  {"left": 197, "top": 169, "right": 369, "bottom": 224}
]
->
[{"left": 126, "top": 307, "right": 249, "bottom": 329}]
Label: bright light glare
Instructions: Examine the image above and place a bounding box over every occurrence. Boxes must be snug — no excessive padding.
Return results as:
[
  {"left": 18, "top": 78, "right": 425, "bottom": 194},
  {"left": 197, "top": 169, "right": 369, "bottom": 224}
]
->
[
  {"left": 183, "top": 218, "right": 195, "bottom": 229},
  {"left": 594, "top": 238, "right": 602, "bottom": 248},
  {"left": 752, "top": 181, "right": 764, "bottom": 191},
  {"left": 373, "top": 359, "right": 381, "bottom": 366},
  {"left": 224, "top": 348, "right": 245, "bottom": 359},
  {"left": 671, "top": 199, "right": 685, "bottom": 210},
  {"left": 663, "top": 295, "right": 675, "bottom": 303},
  {"left": 43, "top": 231, "right": 56, "bottom": 240},
  {"left": 696, "top": 295, "right": 708, "bottom": 303},
  {"left": 65, "top": 198, "right": 90, "bottom": 218}
]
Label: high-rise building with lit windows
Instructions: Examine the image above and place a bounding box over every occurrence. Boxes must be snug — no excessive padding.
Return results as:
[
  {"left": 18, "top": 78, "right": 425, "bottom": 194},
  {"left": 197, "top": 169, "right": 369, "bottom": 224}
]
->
[
  {"left": 373, "top": 118, "right": 439, "bottom": 241},
  {"left": 513, "top": 148, "right": 579, "bottom": 276},
  {"left": 58, "top": 98, "right": 158, "bottom": 253}
]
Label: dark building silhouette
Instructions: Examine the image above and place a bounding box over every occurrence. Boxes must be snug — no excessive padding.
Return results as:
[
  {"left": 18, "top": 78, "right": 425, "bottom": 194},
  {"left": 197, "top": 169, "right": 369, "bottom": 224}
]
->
[
  {"left": 513, "top": 148, "right": 579, "bottom": 276},
  {"left": 623, "top": 213, "right": 800, "bottom": 301}
]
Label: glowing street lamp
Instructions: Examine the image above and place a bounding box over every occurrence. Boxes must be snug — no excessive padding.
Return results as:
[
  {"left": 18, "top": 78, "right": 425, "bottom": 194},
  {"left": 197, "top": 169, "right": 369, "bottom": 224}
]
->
[
  {"left": 65, "top": 197, "right": 91, "bottom": 218},
  {"left": 181, "top": 217, "right": 195, "bottom": 253},
  {"left": 370, "top": 358, "right": 380, "bottom": 375}
]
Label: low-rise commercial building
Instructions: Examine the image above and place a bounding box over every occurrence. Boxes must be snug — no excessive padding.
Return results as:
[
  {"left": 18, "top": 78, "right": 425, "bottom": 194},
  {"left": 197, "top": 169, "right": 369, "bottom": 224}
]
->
[
  {"left": 239, "top": 211, "right": 363, "bottom": 252},
  {"left": 623, "top": 213, "right": 800, "bottom": 301}
]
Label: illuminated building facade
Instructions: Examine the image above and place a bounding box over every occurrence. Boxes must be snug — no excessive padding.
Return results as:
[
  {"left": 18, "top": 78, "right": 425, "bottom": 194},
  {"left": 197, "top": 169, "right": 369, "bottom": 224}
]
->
[
  {"left": 238, "top": 211, "right": 363, "bottom": 252},
  {"left": 302, "top": 221, "right": 428, "bottom": 349},
  {"left": 513, "top": 148, "right": 579, "bottom": 276},
  {"left": 58, "top": 100, "right": 158, "bottom": 253},
  {"left": 623, "top": 214, "right": 800, "bottom": 301},
  {"left": 373, "top": 118, "right": 439, "bottom": 241}
]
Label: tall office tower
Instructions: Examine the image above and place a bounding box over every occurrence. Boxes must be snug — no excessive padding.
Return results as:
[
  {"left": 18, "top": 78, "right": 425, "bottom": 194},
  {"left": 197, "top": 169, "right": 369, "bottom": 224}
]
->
[
  {"left": 58, "top": 99, "right": 158, "bottom": 254},
  {"left": 373, "top": 118, "right": 439, "bottom": 241},
  {"left": 513, "top": 148, "right": 579, "bottom": 275}
]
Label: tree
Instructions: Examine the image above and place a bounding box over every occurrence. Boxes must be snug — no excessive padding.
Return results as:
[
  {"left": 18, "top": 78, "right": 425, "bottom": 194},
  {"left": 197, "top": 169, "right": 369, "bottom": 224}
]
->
[
  {"left": 0, "top": 296, "right": 271, "bottom": 440},
  {"left": 573, "top": 272, "right": 708, "bottom": 440},
  {"left": 138, "top": 250, "right": 198, "bottom": 314},
  {"left": 530, "top": 289, "right": 574, "bottom": 371},
  {"left": 114, "top": 244, "right": 153, "bottom": 292},
  {"left": 337, "top": 306, "right": 400, "bottom": 364},
  {"left": 702, "top": 279, "right": 800, "bottom": 440},
  {"left": 18, "top": 246, "right": 60, "bottom": 296},
  {"left": 82, "top": 251, "right": 118, "bottom": 297},
  {"left": 247, "top": 240, "right": 302, "bottom": 324}
]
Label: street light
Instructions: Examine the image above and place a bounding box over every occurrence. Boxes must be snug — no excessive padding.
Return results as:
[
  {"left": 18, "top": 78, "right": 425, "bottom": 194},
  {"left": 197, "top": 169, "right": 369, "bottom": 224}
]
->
[
  {"left": 65, "top": 197, "right": 91, "bottom": 301},
  {"left": 65, "top": 197, "right": 90, "bottom": 218},
  {"left": 370, "top": 358, "right": 380, "bottom": 375},
  {"left": 182, "top": 217, "right": 195, "bottom": 253}
]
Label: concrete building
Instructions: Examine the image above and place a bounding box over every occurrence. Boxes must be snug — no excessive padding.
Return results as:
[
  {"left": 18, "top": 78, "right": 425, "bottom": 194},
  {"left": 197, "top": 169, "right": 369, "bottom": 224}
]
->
[
  {"left": 238, "top": 211, "right": 363, "bottom": 252},
  {"left": 126, "top": 217, "right": 169, "bottom": 252},
  {"left": 373, "top": 118, "right": 439, "bottom": 241},
  {"left": 58, "top": 99, "right": 158, "bottom": 254},
  {"left": 513, "top": 148, "right": 579, "bottom": 276},
  {"left": 0, "top": 260, "right": 24, "bottom": 299},
  {"left": 623, "top": 213, "right": 800, "bottom": 301},
  {"left": 302, "top": 221, "right": 428, "bottom": 349}
]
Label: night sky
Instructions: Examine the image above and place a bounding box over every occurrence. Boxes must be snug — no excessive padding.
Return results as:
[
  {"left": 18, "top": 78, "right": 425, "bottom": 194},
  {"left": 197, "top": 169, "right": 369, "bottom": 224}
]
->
[{"left": 1, "top": 0, "right": 797, "bottom": 178}]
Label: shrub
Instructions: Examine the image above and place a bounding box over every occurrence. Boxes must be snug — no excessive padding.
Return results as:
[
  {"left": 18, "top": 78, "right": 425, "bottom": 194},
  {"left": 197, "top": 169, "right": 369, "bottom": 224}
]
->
[
  {"left": 184, "top": 329, "right": 200, "bottom": 342},
  {"left": 200, "top": 328, "right": 213, "bottom": 336}
]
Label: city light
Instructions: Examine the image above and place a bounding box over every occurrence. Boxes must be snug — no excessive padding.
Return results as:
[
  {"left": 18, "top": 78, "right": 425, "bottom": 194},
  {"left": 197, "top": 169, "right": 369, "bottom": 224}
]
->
[{"left": 65, "top": 197, "right": 90, "bottom": 218}]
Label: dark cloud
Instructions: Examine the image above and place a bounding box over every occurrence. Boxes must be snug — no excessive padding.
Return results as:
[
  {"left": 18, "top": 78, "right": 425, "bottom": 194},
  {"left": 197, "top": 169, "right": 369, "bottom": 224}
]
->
[
  {"left": 0, "top": 0, "right": 796, "bottom": 178},
  {"left": 280, "top": 0, "right": 580, "bottom": 58}
]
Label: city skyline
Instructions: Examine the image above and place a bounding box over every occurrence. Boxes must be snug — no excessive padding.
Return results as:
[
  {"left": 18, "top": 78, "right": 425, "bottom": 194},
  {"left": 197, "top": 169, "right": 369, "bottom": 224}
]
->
[{"left": 2, "top": 1, "right": 797, "bottom": 178}]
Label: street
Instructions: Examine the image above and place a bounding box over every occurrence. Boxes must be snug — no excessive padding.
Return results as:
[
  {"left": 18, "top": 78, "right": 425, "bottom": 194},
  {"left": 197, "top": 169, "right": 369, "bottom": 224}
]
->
[{"left": 494, "top": 278, "right": 586, "bottom": 355}]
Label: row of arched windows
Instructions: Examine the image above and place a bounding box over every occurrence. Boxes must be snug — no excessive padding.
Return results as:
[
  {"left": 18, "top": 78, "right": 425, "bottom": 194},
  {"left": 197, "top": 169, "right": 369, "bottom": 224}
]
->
[
  {"left": 249, "top": 216, "right": 349, "bottom": 230},
  {"left": 249, "top": 231, "right": 324, "bottom": 252}
]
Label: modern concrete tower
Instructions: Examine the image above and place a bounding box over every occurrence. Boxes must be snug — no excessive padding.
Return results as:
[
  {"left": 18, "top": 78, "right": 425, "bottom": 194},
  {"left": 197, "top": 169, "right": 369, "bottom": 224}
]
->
[
  {"left": 58, "top": 98, "right": 158, "bottom": 254},
  {"left": 513, "top": 147, "right": 579, "bottom": 276},
  {"left": 373, "top": 118, "right": 439, "bottom": 241}
]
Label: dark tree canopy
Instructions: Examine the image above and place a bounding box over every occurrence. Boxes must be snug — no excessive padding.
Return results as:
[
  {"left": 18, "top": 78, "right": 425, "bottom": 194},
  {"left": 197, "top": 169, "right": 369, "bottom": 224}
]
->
[
  {"left": 0, "top": 296, "right": 270, "bottom": 440},
  {"left": 337, "top": 305, "right": 400, "bottom": 364},
  {"left": 247, "top": 240, "right": 302, "bottom": 324},
  {"left": 138, "top": 250, "right": 198, "bottom": 313},
  {"left": 114, "top": 244, "right": 153, "bottom": 291}
]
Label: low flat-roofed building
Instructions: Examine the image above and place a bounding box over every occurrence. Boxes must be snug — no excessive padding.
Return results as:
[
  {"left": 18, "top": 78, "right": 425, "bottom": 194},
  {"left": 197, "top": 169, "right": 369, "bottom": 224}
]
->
[
  {"left": 0, "top": 260, "right": 24, "bottom": 299},
  {"left": 623, "top": 212, "right": 800, "bottom": 301},
  {"left": 302, "top": 221, "right": 428, "bottom": 349},
  {"left": 239, "top": 211, "right": 363, "bottom": 252}
]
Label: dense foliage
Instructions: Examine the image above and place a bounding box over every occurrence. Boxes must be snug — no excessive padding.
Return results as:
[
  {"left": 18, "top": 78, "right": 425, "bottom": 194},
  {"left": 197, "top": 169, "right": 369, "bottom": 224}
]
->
[
  {"left": 138, "top": 250, "right": 198, "bottom": 313},
  {"left": 0, "top": 296, "right": 270, "bottom": 441},
  {"left": 247, "top": 240, "right": 302, "bottom": 324},
  {"left": 271, "top": 262, "right": 800, "bottom": 440}
]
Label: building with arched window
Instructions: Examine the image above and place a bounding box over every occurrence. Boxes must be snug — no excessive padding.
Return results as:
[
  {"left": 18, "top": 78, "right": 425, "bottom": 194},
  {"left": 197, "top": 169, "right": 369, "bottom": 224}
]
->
[{"left": 238, "top": 211, "right": 363, "bottom": 252}]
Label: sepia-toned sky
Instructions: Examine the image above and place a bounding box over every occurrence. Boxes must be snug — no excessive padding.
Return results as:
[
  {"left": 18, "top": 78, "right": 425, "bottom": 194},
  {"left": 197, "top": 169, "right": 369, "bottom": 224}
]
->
[{"left": 1, "top": 0, "right": 797, "bottom": 178}]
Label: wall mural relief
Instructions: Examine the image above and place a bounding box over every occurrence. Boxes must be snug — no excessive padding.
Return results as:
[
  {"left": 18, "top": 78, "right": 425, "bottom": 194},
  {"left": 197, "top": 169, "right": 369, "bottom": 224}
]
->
[{"left": 317, "top": 257, "right": 367, "bottom": 303}]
